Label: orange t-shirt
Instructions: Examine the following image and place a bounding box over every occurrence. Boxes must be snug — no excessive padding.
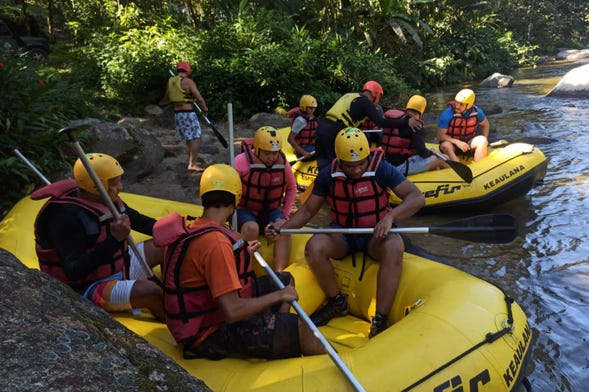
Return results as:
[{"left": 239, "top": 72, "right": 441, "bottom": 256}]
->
[{"left": 179, "top": 218, "right": 243, "bottom": 298}]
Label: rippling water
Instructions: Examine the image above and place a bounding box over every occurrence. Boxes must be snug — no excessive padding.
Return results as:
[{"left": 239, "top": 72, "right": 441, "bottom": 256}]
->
[
  {"left": 409, "top": 61, "right": 589, "bottom": 391},
  {"left": 298, "top": 61, "right": 588, "bottom": 390}
]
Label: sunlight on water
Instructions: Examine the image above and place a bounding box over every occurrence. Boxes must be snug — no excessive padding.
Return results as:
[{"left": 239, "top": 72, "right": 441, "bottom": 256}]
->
[
  {"left": 298, "top": 61, "right": 588, "bottom": 390},
  {"left": 405, "top": 61, "right": 589, "bottom": 391}
]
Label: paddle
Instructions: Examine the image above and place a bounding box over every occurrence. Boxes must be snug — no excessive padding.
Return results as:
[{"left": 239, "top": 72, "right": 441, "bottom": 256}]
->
[
  {"left": 167, "top": 69, "right": 229, "bottom": 148},
  {"left": 430, "top": 149, "right": 473, "bottom": 183},
  {"left": 288, "top": 150, "right": 315, "bottom": 165},
  {"left": 252, "top": 251, "right": 366, "bottom": 392},
  {"left": 299, "top": 181, "right": 315, "bottom": 204},
  {"left": 58, "top": 124, "right": 155, "bottom": 279},
  {"left": 14, "top": 148, "right": 51, "bottom": 185},
  {"left": 278, "top": 214, "right": 517, "bottom": 244}
]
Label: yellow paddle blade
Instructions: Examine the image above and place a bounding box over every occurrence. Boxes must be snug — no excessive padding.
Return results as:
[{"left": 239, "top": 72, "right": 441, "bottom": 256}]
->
[{"left": 300, "top": 182, "right": 314, "bottom": 204}]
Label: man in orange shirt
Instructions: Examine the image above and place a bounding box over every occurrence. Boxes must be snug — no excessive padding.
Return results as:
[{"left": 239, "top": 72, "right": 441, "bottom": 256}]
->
[{"left": 159, "top": 164, "right": 323, "bottom": 359}]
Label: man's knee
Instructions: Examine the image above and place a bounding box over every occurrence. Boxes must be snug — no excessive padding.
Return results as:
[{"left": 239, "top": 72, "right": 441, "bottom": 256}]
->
[
  {"left": 304, "top": 237, "right": 328, "bottom": 265},
  {"left": 131, "top": 279, "right": 162, "bottom": 299},
  {"left": 241, "top": 221, "right": 260, "bottom": 240}
]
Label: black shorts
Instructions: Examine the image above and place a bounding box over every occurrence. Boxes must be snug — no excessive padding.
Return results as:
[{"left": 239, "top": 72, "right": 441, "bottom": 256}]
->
[{"left": 192, "top": 273, "right": 301, "bottom": 360}]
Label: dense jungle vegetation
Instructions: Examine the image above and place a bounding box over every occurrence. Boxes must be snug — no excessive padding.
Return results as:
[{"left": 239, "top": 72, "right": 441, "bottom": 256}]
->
[{"left": 1, "top": 0, "right": 588, "bottom": 216}]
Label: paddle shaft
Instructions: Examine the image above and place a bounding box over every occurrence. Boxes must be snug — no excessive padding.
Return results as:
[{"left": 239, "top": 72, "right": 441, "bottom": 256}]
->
[
  {"left": 167, "top": 69, "right": 228, "bottom": 148},
  {"left": 279, "top": 226, "right": 504, "bottom": 235},
  {"left": 59, "top": 126, "right": 154, "bottom": 279},
  {"left": 14, "top": 148, "right": 51, "bottom": 185},
  {"left": 252, "top": 252, "right": 365, "bottom": 392},
  {"left": 227, "top": 99, "right": 238, "bottom": 231},
  {"left": 277, "top": 214, "right": 517, "bottom": 244},
  {"left": 280, "top": 227, "right": 427, "bottom": 235},
  {"left": 289, "top": 150, "right": 316, "bottom": 165}
]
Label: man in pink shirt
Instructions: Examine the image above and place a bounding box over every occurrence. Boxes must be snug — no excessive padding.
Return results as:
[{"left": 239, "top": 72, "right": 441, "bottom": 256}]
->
[{"left": 234, "top": 126, "right": 297, "bottom": 271}]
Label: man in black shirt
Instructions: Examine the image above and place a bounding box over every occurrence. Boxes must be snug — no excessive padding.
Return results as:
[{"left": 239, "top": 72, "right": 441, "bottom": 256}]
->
[
  {"left": 381, "top": 95, "right": 447, "bottom": 176},
  {"left": 33, "top": 153, "right": 165, "bottom": 321},
  {"left": 315, "top": 81, "right": 423, "bottom": 169}
]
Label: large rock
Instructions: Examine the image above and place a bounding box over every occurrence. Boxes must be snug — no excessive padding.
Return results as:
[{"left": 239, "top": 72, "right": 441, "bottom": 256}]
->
[
  {"left": 91, "top": 118, "right": 165, "bottom": 181},
  {"left": 547, "top": 63, "right": 589, "bottom": 97},
  {"left": 248, "top": 113, "right": 290, "bottom": 132},
  {"left": 66, "top": 118, "right": 165, "bottom": 182},
  {"left": 555, "top": 49, "right": 589, "bottom": 61},
  {"left": 479, "top": 73, "right": 514, "bottom": 88},
  {"left": 0, "top": 249, "right": 211, "bottom": 392}
]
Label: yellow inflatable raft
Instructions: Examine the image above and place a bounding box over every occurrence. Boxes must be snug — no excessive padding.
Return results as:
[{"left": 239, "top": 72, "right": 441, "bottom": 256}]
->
[
  {"left": 0, "top": 193, "right": 533, "bottom": 391},
  {"left": 279, "top": 128, "right": 547, "bottom": 213}
]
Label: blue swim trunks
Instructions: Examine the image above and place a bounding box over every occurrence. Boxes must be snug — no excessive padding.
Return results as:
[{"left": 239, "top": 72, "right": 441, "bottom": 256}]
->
[
  {"left": 236, "top": 208, "right": 285, "bottom": 231},
  {"left": 175, "top": 110, "right": 202, "bottom": 141}
]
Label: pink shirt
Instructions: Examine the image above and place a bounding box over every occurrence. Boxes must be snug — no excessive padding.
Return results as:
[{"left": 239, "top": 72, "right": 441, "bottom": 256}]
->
[{"left": 234, "top": 152, "right": 297, "bottom": 217}]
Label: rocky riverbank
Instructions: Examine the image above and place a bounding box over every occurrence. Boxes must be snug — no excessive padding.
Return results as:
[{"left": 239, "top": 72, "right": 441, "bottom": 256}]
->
[{"left": 122, "top": 108, "right": 290, "bottom": 205}]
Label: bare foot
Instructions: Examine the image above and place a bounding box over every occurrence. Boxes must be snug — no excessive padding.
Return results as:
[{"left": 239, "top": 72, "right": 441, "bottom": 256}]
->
[{"left": 187, "top": 164, "right": 205, "bottom": 172}]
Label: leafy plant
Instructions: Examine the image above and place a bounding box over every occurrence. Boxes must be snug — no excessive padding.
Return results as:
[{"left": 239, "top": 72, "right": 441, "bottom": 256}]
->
[{"left": 0, "top": 57, "right": 93, "bottom": 218}]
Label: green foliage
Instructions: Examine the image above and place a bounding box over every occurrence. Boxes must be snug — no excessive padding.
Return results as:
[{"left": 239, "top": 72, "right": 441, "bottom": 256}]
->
[
  {"left": 2, "top": 0, "right": 587, "bottom": 218},
  {"left": 0, "top": 57, "right": 94, "bottom": 217},
  {"left": 191, "top": 10, "right": 413, "bottom": 117},
  {"left": 76, "top": 7, "right": 413, "bottom": 119},
  {"left": 84, "top": 24, "right": 179, "bottom": 111},
  {"left": 415, "top": 7, "right": 521, "bottom": 88},
  {"left": 490, "top": 0, "right": 588, "bottom": 55}
]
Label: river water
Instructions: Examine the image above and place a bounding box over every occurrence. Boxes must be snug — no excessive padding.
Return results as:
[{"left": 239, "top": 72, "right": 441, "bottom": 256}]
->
[
  {"left": 302, "top": 61, "right": 587, "bottom": 390},
  {"left": 402, "top": 61, "right": 589, "bottom": 391}
]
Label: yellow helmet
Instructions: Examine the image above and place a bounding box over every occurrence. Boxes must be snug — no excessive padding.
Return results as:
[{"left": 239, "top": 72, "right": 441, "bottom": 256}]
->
[
  {"left": 335, "top": 127, "right": 370, "bottom": 162},
  {"left": 200, "top": 164, "right": 242, "bottom": 207},
  {"left": 455, "top": 89, "right": 475, "bottom": 108},
  {"left": 406, "top": 95, "right": 427, "bottom": 115},
  {"left": 74, "top": 153, "right": 124, "bottom": 195},
  {"left": 299, "top": 95, "right": 317, "bottom": 111},
  {"left": 253, "top": 126, "right": 282, "bottom": 155}
]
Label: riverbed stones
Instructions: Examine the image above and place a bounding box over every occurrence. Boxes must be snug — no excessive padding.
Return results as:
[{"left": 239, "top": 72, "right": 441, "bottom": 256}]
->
[{"left": 479, "top": 72, "right": 514, "bottom": 88}]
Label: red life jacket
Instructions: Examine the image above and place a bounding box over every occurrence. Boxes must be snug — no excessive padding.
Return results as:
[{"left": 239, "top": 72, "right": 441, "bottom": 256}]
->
[
  {"left": 446, "top": 101, "right": 479, "bottom": 141},
  {"left": 381, "top": 109, "right": 416, "bottom": 157},
  {"left": 329, "top": 150, "right": 391, "bottom": 228},
  {"left": 32, "top": 179, "right": 128, "bottom": 289},
  {"left": 288, "top": 107, "right": 318, "bottom": 146},
  {"left": 238, "top": 145, "right": 287, "bottom": 216},
  {"left": 359, "top": 105, "right": 384, "bottom": 131},
  {"left": 154, "top": 213, "right": 255, "bottom": 346}
]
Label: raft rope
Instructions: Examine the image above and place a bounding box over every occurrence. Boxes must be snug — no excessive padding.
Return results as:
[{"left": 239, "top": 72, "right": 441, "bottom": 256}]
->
[{"left": 401, "top": 294, "right": 516, "bottom": 391}]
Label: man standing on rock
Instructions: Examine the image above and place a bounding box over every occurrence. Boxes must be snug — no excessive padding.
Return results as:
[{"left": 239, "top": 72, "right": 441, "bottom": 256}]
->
[{"left": 160, "top": 61, "right": 209, "bottom": 172}]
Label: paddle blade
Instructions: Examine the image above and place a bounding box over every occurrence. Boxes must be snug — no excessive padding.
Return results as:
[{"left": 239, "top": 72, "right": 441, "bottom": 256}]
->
[
  {"left": 445, "top": 160, "right": 473, "bottom": 183},
  {"left": 299, "top": 182, "right": 314, "bottom": 204},
  {"left": 431, "top": 150, "right": 473, "bottom": 183},
  {"left": 430, "top": 214, "right": 517, "bottom": 244}
]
